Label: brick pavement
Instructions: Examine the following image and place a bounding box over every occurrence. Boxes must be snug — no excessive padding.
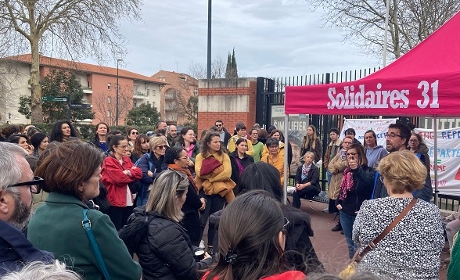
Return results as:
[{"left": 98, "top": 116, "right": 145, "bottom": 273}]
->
[{"left": 297, "top": 199, "right": 449, "bottom": 279}]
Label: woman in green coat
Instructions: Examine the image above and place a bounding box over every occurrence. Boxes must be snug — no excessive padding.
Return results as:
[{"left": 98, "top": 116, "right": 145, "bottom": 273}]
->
[{"left": 28, "top": 141, "right": 141, "bottom": 280}]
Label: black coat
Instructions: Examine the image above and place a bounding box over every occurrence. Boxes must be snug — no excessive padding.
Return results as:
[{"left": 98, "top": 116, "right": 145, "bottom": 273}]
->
[
  {"left": 208, "top": 204, "right": 325, "bottom": 275},
  {"left": 295, "top": 164, "right": 320, "bottom": 191},
  {"left": 120, "top": 207, "right": 211, "bottom": 280},
  {"left": 181, "top": 181, "right": 202, "bottom": 246},
  {"left": 336, "top": 165, "right": 375, "bottom": 216},
  {"left": 229, "top": 152, "right": 254, "bottom": 195},
  {"left": 281, "top": 204, "right": 325, "bottom": 274}
]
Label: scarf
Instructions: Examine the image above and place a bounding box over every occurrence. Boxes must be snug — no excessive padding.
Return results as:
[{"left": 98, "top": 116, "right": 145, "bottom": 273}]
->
[
  {"left": 168, "top": 163, "right": 198, "bottom": 192},
  {"left": 339, "top": 167, "right": 354, "bottom": 200},
  {"left": 339, "top": 149, "right": 347, "bottom": 160},
  {"left": 301, "top": 163, "right": 311, "bottom": 181}
]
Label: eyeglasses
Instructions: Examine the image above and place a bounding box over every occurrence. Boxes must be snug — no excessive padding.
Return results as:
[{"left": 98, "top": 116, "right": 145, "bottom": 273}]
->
[
  {"left": 409, "top": 139, "right": 419, "bottom": 143},
  {"left": 7, "top": 176, "right": 44, "bottom": 194},
  {"left": 131, "top": 131, "right": 139, "bottom": 135},
  {"left": 156, "top": 145, "right": 167, "bottom": 149},
  {"left": 281, "top": 217, "right": 290, "bottom": 235},
  {"left": 215, "top": 124, "right": 222, "bottom": 127},
  {"left": 385, "top": 133, "right": 402, "bottom": 139},
  {"left": 346, "top": 152, "right": 358, "bottom": 156}
]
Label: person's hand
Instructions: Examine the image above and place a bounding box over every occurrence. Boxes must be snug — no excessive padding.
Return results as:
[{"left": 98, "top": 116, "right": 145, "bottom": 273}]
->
[
  {"left": 122, "top": 170, "right": 130, "bottom": 175},
  {"left": 147, "top": 170, "right": 153, "bottom": 177},
  {"left": 199, "top": 198, "right": 206, "bottom": 211},
  {"left": 348, "top": 156, "right": 358, "bottom": 170},
  {"left": 203, "top": 252, "right": 211, "bottom": 260},
  {"left": 295, "top": 183, "right": 302, "bottom": 191},
  {"left": 188, "top": 161, "right": 194, "bottom": 167},
  {"left": 336, "top": 204, "right": 343, "bottom": 210}
]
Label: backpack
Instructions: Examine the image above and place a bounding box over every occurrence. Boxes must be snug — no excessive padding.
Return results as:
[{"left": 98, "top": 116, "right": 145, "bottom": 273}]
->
[{"left": 135, "top": 153, "right": 154, "bottom": 171}]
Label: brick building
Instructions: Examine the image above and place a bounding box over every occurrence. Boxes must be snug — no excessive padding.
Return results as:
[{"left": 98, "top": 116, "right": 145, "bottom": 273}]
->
[
  {"left": 151, "top": 70, "right": 198, "bottom": 126},
  {"left": 0, "top": 54, "right": 165, "bottom": 125}
]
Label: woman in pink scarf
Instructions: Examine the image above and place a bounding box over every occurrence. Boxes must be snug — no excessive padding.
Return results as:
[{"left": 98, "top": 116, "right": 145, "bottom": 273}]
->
[{"left": 336, "top": 143, "right": 375, "bottom": 259}]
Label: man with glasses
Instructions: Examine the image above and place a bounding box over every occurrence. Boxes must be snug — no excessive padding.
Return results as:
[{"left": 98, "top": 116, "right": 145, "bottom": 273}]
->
[
  {"left": 372, "top": 123, "right": 432, "bottom": 201},
  {"left": 0, "top": 142, "right": 53, "bottom": 276},
  {"left": 215, "top": 120, "right": 231, "bottom": 147}
]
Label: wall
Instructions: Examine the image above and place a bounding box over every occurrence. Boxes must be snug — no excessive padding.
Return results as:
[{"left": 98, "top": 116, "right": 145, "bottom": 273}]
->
[
  {"left": 0, "top": 62, "right": 31, "bottom": 124},
  {"left": 197, "top": 78, "right": 257, "bottom": 135}
]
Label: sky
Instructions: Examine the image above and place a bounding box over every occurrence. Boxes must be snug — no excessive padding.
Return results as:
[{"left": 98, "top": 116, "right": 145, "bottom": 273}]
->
[{"left": 101, "top": 0, "right": 382, "bottom": 78}]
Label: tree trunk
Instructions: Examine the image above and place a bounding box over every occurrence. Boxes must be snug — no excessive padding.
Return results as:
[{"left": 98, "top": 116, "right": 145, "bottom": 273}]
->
[{"left": 30, "top": 37, "right": 43, "bottom": 123}]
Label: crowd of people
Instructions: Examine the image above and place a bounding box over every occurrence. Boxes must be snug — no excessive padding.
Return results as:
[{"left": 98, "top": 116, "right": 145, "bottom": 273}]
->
[{"left": 0, "top": 119, "right": 455, "bottom": 279}]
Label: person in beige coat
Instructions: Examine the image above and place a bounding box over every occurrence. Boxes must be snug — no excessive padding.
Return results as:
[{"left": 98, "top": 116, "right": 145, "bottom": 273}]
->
[{"left": 327, "top": 136, "right": 353, "bottom": 231}]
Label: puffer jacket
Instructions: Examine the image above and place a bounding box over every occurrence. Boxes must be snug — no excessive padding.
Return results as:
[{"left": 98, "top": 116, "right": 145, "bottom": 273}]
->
[{"left": 119, "top": 207, "right": 212, "bottom": 280}]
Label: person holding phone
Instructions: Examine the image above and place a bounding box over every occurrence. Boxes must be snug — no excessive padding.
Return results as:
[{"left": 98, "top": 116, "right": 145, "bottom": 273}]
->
[{"left": 336, "top": 143, "right": 375, "bottom": 259}]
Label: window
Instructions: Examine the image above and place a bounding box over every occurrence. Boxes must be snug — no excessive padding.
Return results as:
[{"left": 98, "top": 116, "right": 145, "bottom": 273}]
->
[
  {"left": 107, "top": 97, "right": 111, "bottom": 104},
  {"left": 107, "top": 83, "right": 111, "bottom": 90}
]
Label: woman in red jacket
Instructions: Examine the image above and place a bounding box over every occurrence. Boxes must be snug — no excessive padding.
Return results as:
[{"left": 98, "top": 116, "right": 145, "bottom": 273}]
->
[{"left": 101, "top": 134, "right": 142, "bottom": 230}]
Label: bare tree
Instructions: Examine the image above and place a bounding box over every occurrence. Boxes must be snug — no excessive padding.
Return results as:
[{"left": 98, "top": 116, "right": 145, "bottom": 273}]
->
[
  {"left": 188, "top": 56, "right": 226, "bottom": 79},
  {"left": 309, "top": 0, "right": 459, "bottom": 59},
  {"left": 175, "top": 78, "right": 198, "bottom": 125},
  {"left": 0, "top": 0, "right": 142, "bottom": 122},
  {"left": 92, "top": 85, "right": 133, "bottom": 126}
]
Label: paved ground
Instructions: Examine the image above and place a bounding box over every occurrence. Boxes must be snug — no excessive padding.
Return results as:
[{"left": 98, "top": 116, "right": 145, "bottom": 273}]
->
[{"left": 297, "top": 199, "right": 449, "bottom": 279}]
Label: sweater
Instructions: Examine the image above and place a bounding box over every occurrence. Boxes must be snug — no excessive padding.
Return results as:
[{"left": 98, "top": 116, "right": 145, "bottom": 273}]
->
[{"left": 365, "top": 145, "right": 388, "bottom": 168}]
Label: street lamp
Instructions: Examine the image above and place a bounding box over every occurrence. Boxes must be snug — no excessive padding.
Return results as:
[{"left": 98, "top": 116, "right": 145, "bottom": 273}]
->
[
  {"left": 116, "top": 59, "right": 122, "bottom": 126},
  {"left": 207, "top": 0, "right": 212, "bottom": 80}
]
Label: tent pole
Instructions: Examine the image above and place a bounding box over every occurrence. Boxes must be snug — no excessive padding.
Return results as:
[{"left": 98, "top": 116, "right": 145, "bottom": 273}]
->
[
  {"left": 383, "top": 0, "right": 390, "bottom": 66},
  {"left": 283, "top": 114, "right": 289, "bottom": 204},
  {"left": 433, "top": 116, "right": 438, "bottom": 206}
]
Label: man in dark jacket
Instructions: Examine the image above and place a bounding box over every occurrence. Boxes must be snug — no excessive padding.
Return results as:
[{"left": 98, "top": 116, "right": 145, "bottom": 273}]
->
[
  {"left": 372, "top": 122, "right": 433, "bottom": 201},
  {"left": 215, "top": 120, "right": 231, "bottom": 146},
  {"left": 0, "top": 143, "right": 54, "bottom": 276}
]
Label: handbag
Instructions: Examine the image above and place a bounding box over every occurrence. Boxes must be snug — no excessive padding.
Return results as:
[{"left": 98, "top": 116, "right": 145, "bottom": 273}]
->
[
  {"left": 82, "top": 209, "right": 111, "bottom": 280},
  {"left": 339, "top": 198, "right": 417, "bottom": 280}
]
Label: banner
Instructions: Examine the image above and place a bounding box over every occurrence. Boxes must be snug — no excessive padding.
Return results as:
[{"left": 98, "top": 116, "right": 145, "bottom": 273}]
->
[
  {"left": 414, "top": 127, "right": 460, "bottom": 196},
  {"left": 340, "top": 118, "right": 398, "bottom": 146},
  {"left": 271, "top": 105, "right": 308, "bottom": 169}
]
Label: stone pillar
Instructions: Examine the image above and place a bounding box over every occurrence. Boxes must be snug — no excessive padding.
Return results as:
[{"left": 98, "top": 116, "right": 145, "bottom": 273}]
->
[{"left": 197, "top": 78, "right": 257, "bottom": 136}]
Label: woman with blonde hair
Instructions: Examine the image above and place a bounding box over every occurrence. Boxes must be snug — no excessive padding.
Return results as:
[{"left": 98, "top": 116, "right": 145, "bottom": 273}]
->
[
  {"left": 136, "top": 136, "right": 168, "bottom": 206},
  {"left": 353, "top": 150, "right": 444, "bottom": 279},
  {"left": 292, "top": 151, "right": 320, "bottom": 208},
  {"left": 120, "top": 170, "right": 212, "bottom": 280},
  {"left": 301, "top": 125, "right": 322, "bottom": 164}
]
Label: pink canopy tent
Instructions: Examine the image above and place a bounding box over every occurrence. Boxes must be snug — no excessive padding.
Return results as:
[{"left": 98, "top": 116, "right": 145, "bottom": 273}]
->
[{"left": 284, "top": 11, "right": 460, "bottom": 204}]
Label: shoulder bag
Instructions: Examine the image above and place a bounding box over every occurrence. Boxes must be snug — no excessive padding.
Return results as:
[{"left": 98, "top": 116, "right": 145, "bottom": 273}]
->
[
  {"left": 339, "top": 198, "right": 417, "bottom": 280},
  {"left": 82, "top": 209, "right": 111, "bottom": 280}
]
